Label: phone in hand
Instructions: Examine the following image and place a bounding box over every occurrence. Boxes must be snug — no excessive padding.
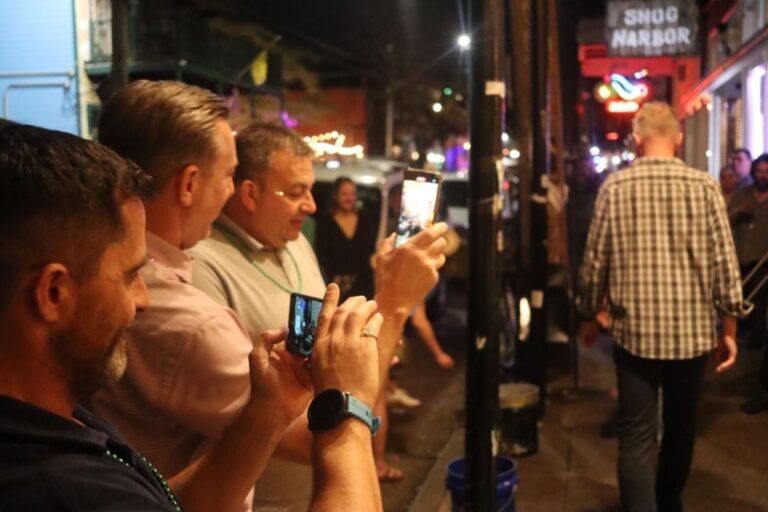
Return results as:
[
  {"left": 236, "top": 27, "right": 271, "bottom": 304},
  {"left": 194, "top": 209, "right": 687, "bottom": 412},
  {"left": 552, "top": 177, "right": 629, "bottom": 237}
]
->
[
  {"left": 394, "top": 168, "right": 442, "bottom": 247},
  {"left": 287, "top": 293, "right": 324, "bottom": 357}
]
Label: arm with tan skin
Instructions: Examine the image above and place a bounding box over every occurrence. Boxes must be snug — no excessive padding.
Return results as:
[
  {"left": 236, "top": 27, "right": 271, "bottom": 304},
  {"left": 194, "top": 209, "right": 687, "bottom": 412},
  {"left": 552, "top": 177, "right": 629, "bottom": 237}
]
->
[
  {"left": 372, "top": 223, "right": 448, "bottom": 389},
  {"left": 715, "top": 315, "right": 738, "bottom": 374},
  {"left": 411, "top": 302, "right": 454, "bottom": 369},
  {"left": 309, "top": 288, "right": 383, "bottom": 511},
  {"left": 167, "top": 327, "right": 313, "bottom": 512},
  {"left": 168, "top": 285, "right": 383, "bottom": 512}
]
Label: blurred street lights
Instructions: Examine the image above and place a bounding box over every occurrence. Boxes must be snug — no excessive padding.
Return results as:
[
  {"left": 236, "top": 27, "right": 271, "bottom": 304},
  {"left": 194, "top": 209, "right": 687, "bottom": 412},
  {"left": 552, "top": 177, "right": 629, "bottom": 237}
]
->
[{"left": 457, "top": 34, "right": 472, "bottom": 50}]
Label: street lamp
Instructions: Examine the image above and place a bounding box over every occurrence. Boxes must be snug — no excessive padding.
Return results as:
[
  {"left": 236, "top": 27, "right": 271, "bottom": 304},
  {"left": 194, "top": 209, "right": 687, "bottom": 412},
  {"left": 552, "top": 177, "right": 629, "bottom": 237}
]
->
[
  {"left": 432, "top": 102, "right": 444, "bottom": 113},
  {"left": 457, "top": 34, "right": 471, "bottom": 50}
]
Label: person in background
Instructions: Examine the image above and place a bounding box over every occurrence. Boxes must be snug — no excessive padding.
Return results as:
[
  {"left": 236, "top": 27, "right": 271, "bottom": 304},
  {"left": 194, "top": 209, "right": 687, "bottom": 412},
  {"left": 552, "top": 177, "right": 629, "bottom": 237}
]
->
[
  {"left": 578, "top": 102, "right": 743, "bottom": 512},
  {"left": 730, "top": 147, "right": 753, "bottom": 190},
  {"left": 719, "top": 164, "right": 739, "bottom": 204},
  {"left": 728, "top": 153, "right": 768, "bottom": 413},
  {"left": 315, "top": 176, "right": 376, "bottom": 300},
  {"left": 718, "top": 164, "right": 739, "bottom": 205}
]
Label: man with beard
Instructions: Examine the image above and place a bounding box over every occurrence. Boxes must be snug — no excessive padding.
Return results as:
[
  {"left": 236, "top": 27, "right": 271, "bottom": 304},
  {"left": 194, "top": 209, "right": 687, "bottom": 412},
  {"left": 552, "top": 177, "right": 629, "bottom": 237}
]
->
[
  {"left": 729, "top": 153, "right": 768, "bottom": 413},
  {"left": 188, "top": 122, "right": 447, "bottom": 483},
  {"left": 89, "top": 81, "right": 443, "bottom": 509},
  {"left": 0, "top": 120, "right": 389, "bottom": 511}
]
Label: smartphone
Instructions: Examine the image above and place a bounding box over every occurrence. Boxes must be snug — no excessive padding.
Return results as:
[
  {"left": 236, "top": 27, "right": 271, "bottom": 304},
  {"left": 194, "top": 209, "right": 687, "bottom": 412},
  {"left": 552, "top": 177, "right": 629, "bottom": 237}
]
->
[
  {"left": 287, "top": 293, "right": 324, "bottom": 357},
  {"left": 395, "top": 168, "right": 442, "bottom": 247}
]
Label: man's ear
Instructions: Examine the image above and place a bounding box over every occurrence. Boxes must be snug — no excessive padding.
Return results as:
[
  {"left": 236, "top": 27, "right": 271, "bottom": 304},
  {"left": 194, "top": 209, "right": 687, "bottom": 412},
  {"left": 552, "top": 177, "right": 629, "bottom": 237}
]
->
[
  {"left": 675, "top": 132, "right": 684, "bottom": 147},
  {"left": 240, "top": 179, "right": 261, "bottom": 212},
  {"left": 34, "top": 263, "right": 77, "bottom": 324},
  {"left": 177, "top": 164, "right": 202, "bottom": 208}
]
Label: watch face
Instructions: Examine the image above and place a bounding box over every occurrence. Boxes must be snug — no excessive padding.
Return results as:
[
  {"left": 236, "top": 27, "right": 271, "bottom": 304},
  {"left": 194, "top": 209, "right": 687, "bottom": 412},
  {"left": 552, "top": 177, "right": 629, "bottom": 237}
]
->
[{"left": 308, "top": 389, "right": 345, "bottom": 431}]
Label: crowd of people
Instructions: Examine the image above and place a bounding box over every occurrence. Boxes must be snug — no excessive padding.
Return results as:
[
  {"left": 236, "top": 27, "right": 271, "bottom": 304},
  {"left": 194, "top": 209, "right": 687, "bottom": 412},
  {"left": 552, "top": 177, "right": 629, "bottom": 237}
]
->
[
  {"left": 0, "top": 80, "right": 449, "bottom": 511},
  {"left": 2, "top": 79, "right": 761, "bottom": 512}
]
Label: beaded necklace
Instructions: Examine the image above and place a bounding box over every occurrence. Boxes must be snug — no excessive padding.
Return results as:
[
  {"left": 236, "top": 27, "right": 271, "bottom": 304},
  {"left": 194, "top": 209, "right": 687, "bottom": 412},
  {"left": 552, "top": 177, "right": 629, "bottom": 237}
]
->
[
  {"left": 105, "top": 448, "right": 182, "bottom": 511},
  {"left": 216, "top": 222, "right": 303, "bottom": 294}
]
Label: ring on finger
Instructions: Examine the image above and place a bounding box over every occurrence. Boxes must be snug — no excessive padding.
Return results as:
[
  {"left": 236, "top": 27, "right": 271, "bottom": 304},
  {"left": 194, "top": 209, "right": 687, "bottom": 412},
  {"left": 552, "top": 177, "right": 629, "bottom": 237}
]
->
[{"left": 360, "top": 326, "right": 378, "bottom": 342}]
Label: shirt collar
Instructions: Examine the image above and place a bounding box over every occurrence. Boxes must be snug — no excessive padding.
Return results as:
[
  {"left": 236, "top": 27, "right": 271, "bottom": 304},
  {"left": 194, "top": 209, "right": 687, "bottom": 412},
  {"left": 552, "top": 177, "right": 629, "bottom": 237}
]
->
[
  {"left": 631, "top": 156, "right": 687, "bottom": 168},
  {"left": 0, "top": 395, "right": 144, "bottom": 469},
  {"left": 146, "top": 231, "right": 193, "bottom": 283},
  {"left": 737, "top": 174, "right": 754, "bottom": 190},
  {"left": 213, "top": 214, "right": 276, "bottom": 255},
  {"left": 0, "top": 395, "right": 108, "bottom": 452}
]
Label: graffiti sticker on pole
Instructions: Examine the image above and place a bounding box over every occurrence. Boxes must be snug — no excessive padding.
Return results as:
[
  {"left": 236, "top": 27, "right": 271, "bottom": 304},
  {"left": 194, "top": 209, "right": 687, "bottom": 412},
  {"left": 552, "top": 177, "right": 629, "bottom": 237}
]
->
[{"left": 606, "top": 0, "right": 698, "bottom": 57}]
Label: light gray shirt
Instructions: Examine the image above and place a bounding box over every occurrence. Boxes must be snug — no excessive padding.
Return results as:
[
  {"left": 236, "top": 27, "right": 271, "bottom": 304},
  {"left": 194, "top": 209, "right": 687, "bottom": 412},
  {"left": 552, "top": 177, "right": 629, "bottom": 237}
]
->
[{"left": 188, "top": 215, "right": 327, "bottom": 343}]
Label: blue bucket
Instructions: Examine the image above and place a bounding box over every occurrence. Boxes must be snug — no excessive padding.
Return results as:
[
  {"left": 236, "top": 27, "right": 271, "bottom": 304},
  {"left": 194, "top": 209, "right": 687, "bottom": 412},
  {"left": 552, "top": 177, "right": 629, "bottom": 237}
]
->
[{"left": 445, "top": 456, "right": 518, "bottom": 512}]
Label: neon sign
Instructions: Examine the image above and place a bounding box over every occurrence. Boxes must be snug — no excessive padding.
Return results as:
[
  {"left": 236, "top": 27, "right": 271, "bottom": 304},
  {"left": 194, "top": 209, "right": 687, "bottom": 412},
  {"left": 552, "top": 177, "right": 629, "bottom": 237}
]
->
[
  {"left": 594, "top": 72, "right": 651, "bottom": 102},
  {"left": 606, "top": 100, "right": 640, "bottom": 113},
  {"left": 609, "top": 73, "right": 650, "bottom": 101}
]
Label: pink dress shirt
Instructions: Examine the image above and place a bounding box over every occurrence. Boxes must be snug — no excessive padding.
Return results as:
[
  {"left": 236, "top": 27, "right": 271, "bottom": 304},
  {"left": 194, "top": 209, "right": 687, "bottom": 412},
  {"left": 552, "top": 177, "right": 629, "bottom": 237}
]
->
[{"left": 89, "top": 232, "right": 253, "bottom": 482}]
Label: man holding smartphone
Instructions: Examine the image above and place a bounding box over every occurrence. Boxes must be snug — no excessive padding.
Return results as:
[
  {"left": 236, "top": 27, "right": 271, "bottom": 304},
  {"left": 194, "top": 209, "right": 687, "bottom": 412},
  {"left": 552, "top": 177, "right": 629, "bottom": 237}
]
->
[
  {"left": 188, "top": 122, "right": 448, "bottom": 486},
  {"left": 87, "top": 80, "right": 391, "bottom": 510},
  {"left": 0, "top": 121, "right": 383, "bottom": 511}
]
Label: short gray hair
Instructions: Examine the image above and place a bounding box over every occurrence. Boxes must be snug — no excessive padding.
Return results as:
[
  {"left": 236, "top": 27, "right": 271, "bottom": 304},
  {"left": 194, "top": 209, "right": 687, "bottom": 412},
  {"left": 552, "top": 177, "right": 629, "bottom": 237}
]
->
[
  {"left": 632, "top": 102, "right": 680, "bottom": 140},
  {"left": 234, "top": 122, "right": 314, "bottom": 186}
]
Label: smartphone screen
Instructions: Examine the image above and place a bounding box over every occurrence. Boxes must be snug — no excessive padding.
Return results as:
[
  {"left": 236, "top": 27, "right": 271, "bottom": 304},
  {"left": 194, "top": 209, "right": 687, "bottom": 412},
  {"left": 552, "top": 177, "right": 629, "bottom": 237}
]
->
[
  {"left": 395, "top": 169, "right": 442, "bottom": 247},
  {"left": 287, "top": 293, "right": 324, "bottom": 357}
]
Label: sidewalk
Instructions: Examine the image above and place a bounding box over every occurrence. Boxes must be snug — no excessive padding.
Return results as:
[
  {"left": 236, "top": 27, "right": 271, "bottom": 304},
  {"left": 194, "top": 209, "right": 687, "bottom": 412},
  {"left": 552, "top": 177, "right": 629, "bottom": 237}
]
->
[
  {"left": 413, "top": 336, "right": 768, "bottom": 512},
  {"left": 253, "top": 307, "right": 768, "bottom": 511}
]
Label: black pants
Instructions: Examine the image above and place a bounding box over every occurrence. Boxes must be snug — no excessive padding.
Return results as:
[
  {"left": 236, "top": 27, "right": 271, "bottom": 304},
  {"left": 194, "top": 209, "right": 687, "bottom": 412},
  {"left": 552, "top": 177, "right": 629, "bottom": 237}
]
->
[{"left": 614, "top": 346, "right": 707, "bottom": 512}]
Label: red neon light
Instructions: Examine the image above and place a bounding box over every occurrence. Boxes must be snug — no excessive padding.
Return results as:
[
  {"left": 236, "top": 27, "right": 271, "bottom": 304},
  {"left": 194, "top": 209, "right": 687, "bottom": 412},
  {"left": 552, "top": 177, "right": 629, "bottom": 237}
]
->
[
  {"left": 606, "top": 131, "right": 620, "bottom": 141},
  {"left": 606, "top": 101, "right": 640, "bottom": 114}
]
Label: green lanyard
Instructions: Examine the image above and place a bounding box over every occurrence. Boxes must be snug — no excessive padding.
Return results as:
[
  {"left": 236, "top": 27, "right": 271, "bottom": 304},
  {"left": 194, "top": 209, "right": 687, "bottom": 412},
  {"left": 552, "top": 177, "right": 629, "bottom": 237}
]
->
[
  {"left": 215, "top": 221, "right": 303, "bottom": 295},
  {"left": 105, "top": 449, "right": 182, "bottom": 511}
]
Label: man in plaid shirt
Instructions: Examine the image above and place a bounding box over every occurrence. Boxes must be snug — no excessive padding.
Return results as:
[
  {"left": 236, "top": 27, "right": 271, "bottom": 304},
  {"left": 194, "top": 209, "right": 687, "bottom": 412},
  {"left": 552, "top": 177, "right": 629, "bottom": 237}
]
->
[{"left": 578, "top": 102, "right": 745, "bottom": 512}]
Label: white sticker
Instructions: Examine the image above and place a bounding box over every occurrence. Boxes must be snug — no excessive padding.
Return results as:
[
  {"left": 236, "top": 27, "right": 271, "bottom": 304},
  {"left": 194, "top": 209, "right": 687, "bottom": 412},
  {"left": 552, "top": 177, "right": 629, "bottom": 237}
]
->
[
  {"left": 485, "top": 80, "right": 505, "bottom": 97},
  {"left": 531, "top": 290, "right": 544, "bottom": 309}
]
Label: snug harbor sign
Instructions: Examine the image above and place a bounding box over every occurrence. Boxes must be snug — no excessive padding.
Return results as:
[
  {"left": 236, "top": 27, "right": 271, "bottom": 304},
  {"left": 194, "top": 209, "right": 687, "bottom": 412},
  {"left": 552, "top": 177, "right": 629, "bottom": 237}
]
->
[{"left": 606, "top": 0, "right": 698, "bottom": 57}]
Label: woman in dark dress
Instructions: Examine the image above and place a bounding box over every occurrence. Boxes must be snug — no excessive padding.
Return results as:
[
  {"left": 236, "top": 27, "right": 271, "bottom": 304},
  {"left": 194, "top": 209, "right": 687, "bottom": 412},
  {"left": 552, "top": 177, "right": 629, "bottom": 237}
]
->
[{"left": 315, "top": 177, "right": 376, "bottom": 300}]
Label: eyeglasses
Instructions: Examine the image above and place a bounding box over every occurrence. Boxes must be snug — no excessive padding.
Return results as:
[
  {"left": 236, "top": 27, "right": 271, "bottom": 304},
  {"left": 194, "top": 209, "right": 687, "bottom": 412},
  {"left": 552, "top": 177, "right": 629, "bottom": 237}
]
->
[{"left": 273, "top": 187, "right": 314, "bottom": 205}]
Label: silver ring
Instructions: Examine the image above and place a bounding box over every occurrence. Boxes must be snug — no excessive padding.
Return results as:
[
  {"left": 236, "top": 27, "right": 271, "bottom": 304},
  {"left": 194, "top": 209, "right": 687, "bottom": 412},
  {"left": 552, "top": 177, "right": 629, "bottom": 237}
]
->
[{"left": 360, "top": 326, "right": 378, "bottom": 342}]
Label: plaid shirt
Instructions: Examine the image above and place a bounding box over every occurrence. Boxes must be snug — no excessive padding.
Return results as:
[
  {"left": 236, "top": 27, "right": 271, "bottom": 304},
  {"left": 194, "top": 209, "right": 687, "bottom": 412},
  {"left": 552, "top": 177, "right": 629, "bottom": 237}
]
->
[{"left": 578, "top": 157, "right": 744, "bottom": 359}]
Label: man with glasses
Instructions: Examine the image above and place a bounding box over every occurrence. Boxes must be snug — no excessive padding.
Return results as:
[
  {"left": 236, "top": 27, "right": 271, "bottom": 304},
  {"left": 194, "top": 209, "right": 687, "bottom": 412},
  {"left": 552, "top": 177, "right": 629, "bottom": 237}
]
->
[
  {"left": 89, "top": 82, "right": 424, "bottom": 510},
  {"left": 189, "top": 123, "right": 448, "bottom": 491}
]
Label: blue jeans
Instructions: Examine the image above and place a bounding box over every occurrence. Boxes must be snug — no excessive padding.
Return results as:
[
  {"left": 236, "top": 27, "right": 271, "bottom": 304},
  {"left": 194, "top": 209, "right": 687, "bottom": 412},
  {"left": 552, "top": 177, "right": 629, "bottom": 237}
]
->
[{"left": 613, "top": 346, "right": 707, "bottom": 512}]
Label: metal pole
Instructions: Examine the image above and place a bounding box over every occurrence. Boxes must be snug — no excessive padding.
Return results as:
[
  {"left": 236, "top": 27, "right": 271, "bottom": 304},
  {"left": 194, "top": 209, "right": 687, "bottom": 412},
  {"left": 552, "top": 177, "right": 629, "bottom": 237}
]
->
[
  {"left": 466, "top": 0, "right": 504, "bottom": 507},
  {"left": 528, "top": 0, "right": 550, "bottom": 409},
  {"left": 110, "top": 0, "right": 130, "bottom": 95}
]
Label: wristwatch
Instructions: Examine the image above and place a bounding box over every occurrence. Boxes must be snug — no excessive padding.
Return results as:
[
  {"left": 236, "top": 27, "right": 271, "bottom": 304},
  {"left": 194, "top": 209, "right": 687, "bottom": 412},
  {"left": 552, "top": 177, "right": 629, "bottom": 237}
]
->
[{"left": 308, "top": 389, "right": 381, "bottom": 436}]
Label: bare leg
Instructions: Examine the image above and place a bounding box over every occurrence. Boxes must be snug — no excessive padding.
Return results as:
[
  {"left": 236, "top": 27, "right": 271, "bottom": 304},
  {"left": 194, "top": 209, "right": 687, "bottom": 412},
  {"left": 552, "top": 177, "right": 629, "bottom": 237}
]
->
[
  {"left": 373, "top": 380, "right": 403, "bottom": 481},
  {"left": 411, "top": 302, "right": 454, "bottom": 369}
]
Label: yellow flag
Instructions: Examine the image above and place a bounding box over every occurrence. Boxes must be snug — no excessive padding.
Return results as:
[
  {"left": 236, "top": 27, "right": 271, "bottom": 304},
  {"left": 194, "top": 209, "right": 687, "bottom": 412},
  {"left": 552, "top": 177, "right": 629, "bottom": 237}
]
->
[{"left": 250, "top": 50, "right": 268, "bottom": 86}]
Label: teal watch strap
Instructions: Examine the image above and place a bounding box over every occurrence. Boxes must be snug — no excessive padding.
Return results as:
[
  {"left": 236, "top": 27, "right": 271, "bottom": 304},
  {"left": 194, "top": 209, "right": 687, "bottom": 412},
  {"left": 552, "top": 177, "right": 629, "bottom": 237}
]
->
[{"left": 345, "top": 393, "right": 381, "bottom": 436}]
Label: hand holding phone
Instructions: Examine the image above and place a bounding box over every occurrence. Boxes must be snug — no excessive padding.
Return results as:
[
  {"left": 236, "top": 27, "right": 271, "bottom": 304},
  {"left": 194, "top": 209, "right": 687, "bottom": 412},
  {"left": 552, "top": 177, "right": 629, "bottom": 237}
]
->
[
  {"left": 395, "top": 168, "right": 442, "bottom": 247},
  {"left": 287, "top": 293, "right": 324, "bottom": 357}
]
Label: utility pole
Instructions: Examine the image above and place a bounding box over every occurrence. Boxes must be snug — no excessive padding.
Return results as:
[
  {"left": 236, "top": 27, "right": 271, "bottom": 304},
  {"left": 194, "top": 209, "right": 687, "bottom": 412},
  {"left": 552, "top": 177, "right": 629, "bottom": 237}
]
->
[
  {"left": 384, "top": 43, "right": 395, "bottom": 158},
  {"left": 108, "top": 0, "right": 130, "bottom": 98},
  {"left": 465, "top": 0, "right": 504, "bottom": 508},
  {"left": 527, "top": 0, "right": 550, "bottom": 407}
]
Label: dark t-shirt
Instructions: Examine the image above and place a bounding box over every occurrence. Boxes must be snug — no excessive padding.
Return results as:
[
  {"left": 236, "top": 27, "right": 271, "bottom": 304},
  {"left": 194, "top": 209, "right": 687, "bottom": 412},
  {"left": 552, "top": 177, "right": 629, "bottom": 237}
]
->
[
  {"left": 315, "top": 211, "right": 376, "bottom": 300},
  {"left": 0, "top": 395, "right": 177, "bottom": 511}
]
